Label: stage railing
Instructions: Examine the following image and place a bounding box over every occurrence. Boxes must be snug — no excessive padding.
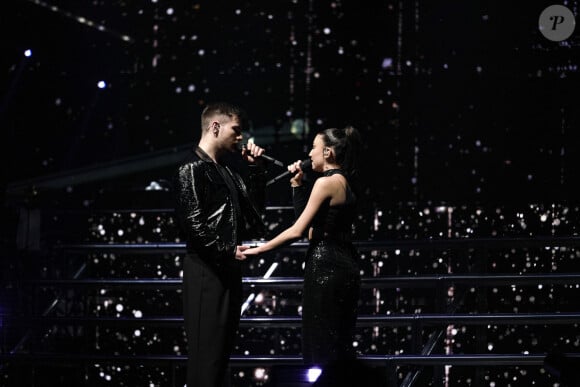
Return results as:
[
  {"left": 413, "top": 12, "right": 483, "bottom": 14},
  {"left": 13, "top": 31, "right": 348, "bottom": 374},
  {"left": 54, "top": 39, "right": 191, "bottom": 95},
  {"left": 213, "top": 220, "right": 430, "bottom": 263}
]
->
[
  {"left": 4, "top": 312, "right": 580, "bottom": 327},
  {"left": 19, "top": 273, "right": 580, "bottom": 288},
  {"left": 6, "top": 352, "right": 580, "bottom": 367},
  {"left": 52, "top": 235, "right": 580, "bottom": 252},
  {"left": 5, "top": 237, "right": 580, "bottom": 387}
]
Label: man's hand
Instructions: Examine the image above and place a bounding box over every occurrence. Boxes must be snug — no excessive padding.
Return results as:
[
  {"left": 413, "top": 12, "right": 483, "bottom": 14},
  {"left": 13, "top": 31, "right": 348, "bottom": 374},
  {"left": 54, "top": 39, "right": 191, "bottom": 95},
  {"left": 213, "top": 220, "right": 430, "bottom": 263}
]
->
[{"left": 241, "top": 142, "right": 266, "bottom": 165}]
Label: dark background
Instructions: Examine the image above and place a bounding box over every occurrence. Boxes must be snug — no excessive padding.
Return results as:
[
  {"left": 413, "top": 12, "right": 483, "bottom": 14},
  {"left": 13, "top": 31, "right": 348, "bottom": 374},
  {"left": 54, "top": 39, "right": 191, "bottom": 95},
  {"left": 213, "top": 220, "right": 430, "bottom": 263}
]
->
[
  {"left": 2, "top": 0, "right": 579, "bottom": 207},
  {"left": 2, "top": 2, "right": 580, "bottom": 387}
]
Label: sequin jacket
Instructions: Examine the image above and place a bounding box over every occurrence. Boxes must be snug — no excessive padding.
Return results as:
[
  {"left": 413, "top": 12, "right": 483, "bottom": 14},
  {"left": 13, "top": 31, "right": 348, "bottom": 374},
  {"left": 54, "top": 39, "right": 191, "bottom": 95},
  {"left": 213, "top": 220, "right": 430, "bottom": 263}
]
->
[{"left": 174, "top": 147, "right": 266, "bottom": 264}]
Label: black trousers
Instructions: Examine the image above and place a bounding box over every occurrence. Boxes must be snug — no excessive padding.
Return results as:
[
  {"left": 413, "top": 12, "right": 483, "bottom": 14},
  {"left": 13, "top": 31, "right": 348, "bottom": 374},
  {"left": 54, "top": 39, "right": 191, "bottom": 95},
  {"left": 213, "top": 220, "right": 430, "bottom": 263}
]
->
[{"left": 183, "top": 253, "right": 243, "bottom": 387}]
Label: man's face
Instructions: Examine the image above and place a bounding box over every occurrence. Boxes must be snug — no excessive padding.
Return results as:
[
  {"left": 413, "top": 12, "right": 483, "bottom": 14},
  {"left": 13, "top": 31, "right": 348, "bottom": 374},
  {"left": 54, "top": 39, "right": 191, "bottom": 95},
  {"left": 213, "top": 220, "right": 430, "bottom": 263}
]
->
[{"left": 215, "top": 115, "right": 243, "bottom": 152}]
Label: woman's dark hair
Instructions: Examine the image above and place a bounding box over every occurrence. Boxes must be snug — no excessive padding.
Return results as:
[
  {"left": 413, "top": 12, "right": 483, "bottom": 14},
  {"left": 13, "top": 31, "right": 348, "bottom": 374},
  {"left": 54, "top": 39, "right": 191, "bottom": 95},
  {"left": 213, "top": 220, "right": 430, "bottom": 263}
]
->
[{"left": 318, "top": 126, "right": 363, "bottom": 179}]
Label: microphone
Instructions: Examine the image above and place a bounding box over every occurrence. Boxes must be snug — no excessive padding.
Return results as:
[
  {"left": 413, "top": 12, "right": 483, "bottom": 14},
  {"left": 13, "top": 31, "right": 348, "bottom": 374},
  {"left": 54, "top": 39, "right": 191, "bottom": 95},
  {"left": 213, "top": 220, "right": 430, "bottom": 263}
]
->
[
  {"left": 240, "top": 143, "right": 285, "bottom": 167},
  {"left": 258, "top": 154, "right": 285, "bottom": 167},
  {"left": 266, "top": 159, "right": 311, "bottom": 186}
]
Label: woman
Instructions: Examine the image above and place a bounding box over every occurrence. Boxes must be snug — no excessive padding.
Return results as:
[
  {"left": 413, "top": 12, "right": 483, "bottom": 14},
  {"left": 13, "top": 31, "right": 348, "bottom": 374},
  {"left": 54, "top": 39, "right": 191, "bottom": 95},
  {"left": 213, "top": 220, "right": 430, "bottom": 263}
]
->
[{"left": 242, "top": 126, "right": 363, "bottom": 382}]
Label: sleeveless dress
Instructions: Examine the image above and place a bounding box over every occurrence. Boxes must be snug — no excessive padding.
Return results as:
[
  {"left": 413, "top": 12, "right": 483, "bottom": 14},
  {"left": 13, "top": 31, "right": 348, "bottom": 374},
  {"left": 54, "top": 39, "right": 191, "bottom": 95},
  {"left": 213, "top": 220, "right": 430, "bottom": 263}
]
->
[{"left": 293, "top": 169, "right": 361, "bottom": 367}]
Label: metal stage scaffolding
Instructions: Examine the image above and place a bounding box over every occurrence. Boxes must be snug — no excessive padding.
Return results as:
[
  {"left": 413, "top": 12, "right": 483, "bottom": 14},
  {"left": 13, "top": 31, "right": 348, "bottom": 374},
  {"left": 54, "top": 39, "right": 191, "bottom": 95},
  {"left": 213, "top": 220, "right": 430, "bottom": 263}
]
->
[{"left": 3, "top": 209, "right": 580, "bottom": 387}]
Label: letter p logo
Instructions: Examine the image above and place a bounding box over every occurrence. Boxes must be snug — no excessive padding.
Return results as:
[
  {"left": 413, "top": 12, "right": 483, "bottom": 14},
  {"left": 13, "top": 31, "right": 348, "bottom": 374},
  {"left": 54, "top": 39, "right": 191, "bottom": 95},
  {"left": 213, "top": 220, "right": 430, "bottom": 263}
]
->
[
  {"left": 550, "top": 15, "right": 566, "bottom": 30},
  {"left": 539, "top": 5, "right": 576, "bottom": 41}
]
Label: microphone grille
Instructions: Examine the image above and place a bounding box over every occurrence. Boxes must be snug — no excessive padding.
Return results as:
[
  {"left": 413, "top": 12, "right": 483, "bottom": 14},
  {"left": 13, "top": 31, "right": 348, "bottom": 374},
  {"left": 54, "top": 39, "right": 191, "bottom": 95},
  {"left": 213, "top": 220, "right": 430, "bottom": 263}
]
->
[{"left": 301, "top": 159, "right": 312, "bottom": 169}]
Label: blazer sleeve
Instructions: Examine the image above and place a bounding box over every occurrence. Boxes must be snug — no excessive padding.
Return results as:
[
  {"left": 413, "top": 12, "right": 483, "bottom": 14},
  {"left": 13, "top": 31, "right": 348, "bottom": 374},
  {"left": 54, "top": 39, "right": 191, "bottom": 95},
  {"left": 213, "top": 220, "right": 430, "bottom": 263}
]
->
[
  {"left": 237, "top": 165, "right": 267, "bottom": 240},
  {"left": 246, "top": 165, "right": 267, "bottom": 215}
]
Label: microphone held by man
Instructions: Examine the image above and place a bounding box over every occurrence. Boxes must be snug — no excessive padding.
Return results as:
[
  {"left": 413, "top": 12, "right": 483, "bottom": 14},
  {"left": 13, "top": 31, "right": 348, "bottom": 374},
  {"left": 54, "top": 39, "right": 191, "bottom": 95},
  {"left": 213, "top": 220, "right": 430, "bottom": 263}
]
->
[{"left": 240, "top": 143, "right": 285, "bottom": 167}]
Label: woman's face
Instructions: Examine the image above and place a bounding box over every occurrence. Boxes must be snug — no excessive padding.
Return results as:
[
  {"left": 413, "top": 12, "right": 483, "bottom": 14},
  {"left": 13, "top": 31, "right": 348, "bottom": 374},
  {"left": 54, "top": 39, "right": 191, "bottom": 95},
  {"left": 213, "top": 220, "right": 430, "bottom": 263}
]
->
[{"left": 308, "top": 134, "right": 326, "bottom": 172}]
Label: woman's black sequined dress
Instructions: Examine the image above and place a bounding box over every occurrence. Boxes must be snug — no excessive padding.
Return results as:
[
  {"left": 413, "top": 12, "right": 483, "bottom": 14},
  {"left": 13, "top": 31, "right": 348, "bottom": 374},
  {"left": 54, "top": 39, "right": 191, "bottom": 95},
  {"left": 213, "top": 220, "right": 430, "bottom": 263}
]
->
[{"left": 293, "top": 169, "right": 361, "bottom": 367}]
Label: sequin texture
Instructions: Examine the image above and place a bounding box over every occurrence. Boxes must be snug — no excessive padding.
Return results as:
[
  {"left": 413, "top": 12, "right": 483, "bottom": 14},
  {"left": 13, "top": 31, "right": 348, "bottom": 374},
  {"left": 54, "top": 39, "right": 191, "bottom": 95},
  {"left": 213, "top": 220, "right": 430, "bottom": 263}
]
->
[{"left": 302, "top": 239, "right": 361, "bottom": 366}]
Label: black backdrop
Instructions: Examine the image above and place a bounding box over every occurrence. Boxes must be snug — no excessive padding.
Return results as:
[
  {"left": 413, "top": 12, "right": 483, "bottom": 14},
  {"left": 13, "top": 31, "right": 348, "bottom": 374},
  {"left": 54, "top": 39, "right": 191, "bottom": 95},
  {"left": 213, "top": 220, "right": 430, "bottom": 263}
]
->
[{"left": 1, "top": 1, "right": 579, "bottom": 206}]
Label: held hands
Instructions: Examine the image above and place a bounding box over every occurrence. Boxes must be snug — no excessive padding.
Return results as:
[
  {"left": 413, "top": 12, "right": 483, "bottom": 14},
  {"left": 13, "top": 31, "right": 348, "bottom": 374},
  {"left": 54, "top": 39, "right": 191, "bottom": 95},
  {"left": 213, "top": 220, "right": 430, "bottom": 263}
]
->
[
  {"left": 242, "top": 247, "right": 261, "bottom": 257},
  {"left": 235, "top": 245, "right": 250, "bottom": 260},
  {"left": 241, "top": 142, "right": 265, "bottom": 165},
  {"left": 235, "top": 245, "right": 261, "bottom": 261},
  {"left": 288, "top": 160, "right": 304, "bottom": 187}
]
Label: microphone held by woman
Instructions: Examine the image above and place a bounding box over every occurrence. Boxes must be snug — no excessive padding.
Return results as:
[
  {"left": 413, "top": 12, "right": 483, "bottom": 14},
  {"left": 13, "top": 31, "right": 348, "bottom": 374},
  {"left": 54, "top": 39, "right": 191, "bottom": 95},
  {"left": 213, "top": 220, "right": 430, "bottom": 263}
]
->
[{"left": 266, "top": 159, "right": 312, "bottom": 186}]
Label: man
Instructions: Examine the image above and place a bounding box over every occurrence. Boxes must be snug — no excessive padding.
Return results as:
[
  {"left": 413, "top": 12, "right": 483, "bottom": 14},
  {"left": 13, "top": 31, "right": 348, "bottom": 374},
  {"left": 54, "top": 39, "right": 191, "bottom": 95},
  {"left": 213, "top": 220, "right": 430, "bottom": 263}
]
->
[{"left": 174, "top": 102, "right": 266, "bottom": 387}]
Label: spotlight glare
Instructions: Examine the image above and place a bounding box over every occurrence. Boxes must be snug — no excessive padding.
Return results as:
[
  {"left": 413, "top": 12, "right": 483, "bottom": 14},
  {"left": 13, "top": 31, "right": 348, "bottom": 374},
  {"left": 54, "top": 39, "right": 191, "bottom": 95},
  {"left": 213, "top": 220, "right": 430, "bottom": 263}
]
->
[
  {"left": 97, "top": 81, "right": 107, "bottom": 89},
  {"left": 306, "top": 367, "right": 322, "bottom": 383},
  {"left": 253, "top": 367, "right": 267, "bottom": 380},
  {"left": 381, "top": 57, "right": 393, "bottom": 69},
  {"left": 24, "top": 49, "right": 32, "bottom": 57}
]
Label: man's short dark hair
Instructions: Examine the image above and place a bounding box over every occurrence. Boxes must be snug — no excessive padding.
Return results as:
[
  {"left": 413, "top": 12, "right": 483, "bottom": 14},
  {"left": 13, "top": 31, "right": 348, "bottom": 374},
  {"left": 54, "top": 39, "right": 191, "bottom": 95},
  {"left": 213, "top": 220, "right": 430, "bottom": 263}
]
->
[{"left": 201, "top": 102, "right": 249, "bottom": 132}]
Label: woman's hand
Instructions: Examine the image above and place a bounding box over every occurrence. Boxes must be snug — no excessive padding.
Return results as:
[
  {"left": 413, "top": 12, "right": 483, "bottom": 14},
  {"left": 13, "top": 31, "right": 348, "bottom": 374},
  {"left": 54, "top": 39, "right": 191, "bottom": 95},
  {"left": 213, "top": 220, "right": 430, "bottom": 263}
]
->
[
  {"left": 235, "top": 245, "right": 250, "bottom": 260},
  {"left": 288, "top": 160, "right": 304, "bottom": 187},
  {"left": 242, "top": 247, "right": 261, "bottom": 258}
]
